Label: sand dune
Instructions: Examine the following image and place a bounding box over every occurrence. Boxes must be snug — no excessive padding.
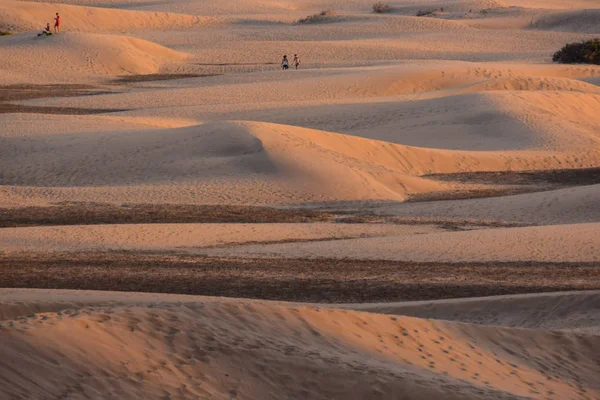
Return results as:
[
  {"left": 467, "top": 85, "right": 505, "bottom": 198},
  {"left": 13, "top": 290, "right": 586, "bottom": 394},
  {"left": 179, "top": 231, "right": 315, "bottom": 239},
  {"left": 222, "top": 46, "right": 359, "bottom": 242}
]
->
[
  {"left": 1, "top": 121, "right": 441, "bottom": 203},
  {"left": 377, "top": 183, "right": 600, "bottom": 225},
  {"left": 202, "top": 222, "right": 600, "bottom": 262},
  {"left": 2, "top": 0, "right": 599, "bottom": 397},
  {"left": 0, "top": 222, "right": 439, "bottom": 253},
  {"left": 2, "top": 119, "right": 599, "bottom": 205},
  {"left": 1, "top": 221, "right": 597, "bottom": 263},
  {"left": 0, "top": 0, "right": 215, "bottom": 33},
  {"left": 0, "top": 32, "right": 187, "bottom": 82},
  {"left": 348, "top": 290, "right": 600, "bottom": 333},
  {"left": 530, "top": 9, "right": 600, "bottom": 34},
  {"left": 0, "top": 289, "right": 599, "bottom": 400},
  {"left": 502, "top": 0, "right": 600, "bottom": 9},
  {"left": 385, "top": 0, "right": 507, "bottom": 15},
  {"left": 461, "top": 76, "right": 600, "bottom": 94},
  {"left": 21, "top": 61, "right": 600, "bottom": 108},
  {"left": 207, "top": 90, "right": 600, "bottom": 151}
]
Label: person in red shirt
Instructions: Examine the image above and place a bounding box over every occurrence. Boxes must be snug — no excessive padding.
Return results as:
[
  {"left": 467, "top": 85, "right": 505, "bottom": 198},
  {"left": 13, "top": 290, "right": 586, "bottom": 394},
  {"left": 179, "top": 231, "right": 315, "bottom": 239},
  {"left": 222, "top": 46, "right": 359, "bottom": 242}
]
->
[{"left": 54, "top": 13, "right": 60, "bottom": 33}]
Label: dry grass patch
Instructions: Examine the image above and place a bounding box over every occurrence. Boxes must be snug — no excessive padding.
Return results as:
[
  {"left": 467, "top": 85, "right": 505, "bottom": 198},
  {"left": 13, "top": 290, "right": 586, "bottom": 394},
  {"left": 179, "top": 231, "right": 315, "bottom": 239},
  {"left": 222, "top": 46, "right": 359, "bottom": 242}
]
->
[
  {"left": 1, "top": 252, "right": 598, "bottom": 302},
  {"left": 416, "top": 8, "right": 443, "bottom": 16},
  {"left": 0, "top": 84, "right": 125, "bottom": 115},
  {"left": 112, "top": 73, "right": 221, "bottom": 84},
  {"left": 297, "top": 10, "right": 336, "bottom": 24},
  {"left": 373, "top": 2, "right": 392, "bottom": 13},
  {"left": 0, "top": 202, "right": 523, "bottom": 229},
  {"left": 411, "top": 167, "right": 600, "bottom": 202},
  {"left": 0, "top": 203, "right": 335, "bottom": 228}
]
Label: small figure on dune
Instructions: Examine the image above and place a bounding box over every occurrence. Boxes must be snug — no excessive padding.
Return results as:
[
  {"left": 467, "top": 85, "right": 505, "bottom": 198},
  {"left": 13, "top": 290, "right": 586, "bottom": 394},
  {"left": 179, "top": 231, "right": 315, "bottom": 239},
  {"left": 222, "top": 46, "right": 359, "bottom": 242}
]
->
[
  {"left": 54, "top": 12, "right": 61, "bottom": 33},
  {"left": 281, "top": 55, "right": 289, "bottom": 70},
  {"left": 293, "top": 54, "right": 301, "bottom": 69},
  {"left": 38, "top": 23, "right": 52, "bottom": 36}
]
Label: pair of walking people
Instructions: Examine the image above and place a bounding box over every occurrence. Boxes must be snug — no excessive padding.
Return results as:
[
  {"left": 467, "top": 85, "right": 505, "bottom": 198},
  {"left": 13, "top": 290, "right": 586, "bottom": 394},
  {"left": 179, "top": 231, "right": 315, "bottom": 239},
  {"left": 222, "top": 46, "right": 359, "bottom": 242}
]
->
[{"left": 281, "top": 54, "right": 300, "bottom": 70}]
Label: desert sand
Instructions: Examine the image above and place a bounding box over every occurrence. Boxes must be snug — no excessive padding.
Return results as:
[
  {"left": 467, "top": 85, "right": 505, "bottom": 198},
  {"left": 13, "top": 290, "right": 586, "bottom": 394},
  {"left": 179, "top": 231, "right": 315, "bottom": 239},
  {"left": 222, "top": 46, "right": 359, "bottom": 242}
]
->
[
  {"left": 1, "top": 289, "right": 599, "bottom": 399},
  {"left": 1, "top": 0, "right": 599, "bottom": 398}
]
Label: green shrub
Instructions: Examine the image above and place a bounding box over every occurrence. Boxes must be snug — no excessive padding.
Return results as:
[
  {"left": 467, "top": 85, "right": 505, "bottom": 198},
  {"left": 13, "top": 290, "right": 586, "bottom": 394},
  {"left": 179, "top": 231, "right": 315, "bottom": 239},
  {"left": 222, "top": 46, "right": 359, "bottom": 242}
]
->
[
  {"left": 553, "top": 39, "right": 600, "bottom": 64},
  {"left": 297, "top": 9, "right": 336, "bottom": 24},
  {"left": 373, "top": 2, "right": 391, "bottom": 13}
]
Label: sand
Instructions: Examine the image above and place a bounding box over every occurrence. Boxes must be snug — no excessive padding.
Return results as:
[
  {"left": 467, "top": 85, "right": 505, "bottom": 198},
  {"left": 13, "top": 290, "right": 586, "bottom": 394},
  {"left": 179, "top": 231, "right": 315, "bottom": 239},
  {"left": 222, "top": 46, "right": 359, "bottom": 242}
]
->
[
  {"left": 1, "top": 0, "right": 599, "bottom": 398},
  {"left": 1, "top": 289, "right": 599, "bottom": 400}
]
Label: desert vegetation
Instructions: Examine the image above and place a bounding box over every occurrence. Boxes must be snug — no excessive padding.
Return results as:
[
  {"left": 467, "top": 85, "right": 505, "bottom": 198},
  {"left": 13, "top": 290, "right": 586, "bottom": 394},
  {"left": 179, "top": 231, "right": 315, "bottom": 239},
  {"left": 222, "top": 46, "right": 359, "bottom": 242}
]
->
[
  {"left": 0, "top": 30, "right": 12, "bottom": 36},
  {"left": 416, "top": 8, "right": 443, "bottom": 16},
  {"left": 296, "top": 9, "right": 335, "bottom": 24},
  {"left": 373, "top": 2, "right": 392, "bottom": 13},
  {"left": 553, "top": 39, "right": 600, "bottom": 65}
]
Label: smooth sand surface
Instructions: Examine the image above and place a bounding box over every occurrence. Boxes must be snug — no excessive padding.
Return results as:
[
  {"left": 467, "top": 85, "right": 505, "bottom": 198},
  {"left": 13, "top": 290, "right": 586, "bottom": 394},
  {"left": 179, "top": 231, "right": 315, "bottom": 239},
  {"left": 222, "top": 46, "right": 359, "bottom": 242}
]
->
[
  {"left": 1, "top": 289, "right": 599, "bottom": 400},
  {"left": 1, "top": 222, "right": 597, "bottom": 263},
  {"left": 346, "top": 290, "right": 600, "bottom": 333},
  {"left": 0, "top": 222, "right": 442, "bottom": 252},
  {"left": 1, "top": 0, "right": 599, "bottom": 398},
  {"left": 202, "top": 222, "right": 600, "bottom": 262}
]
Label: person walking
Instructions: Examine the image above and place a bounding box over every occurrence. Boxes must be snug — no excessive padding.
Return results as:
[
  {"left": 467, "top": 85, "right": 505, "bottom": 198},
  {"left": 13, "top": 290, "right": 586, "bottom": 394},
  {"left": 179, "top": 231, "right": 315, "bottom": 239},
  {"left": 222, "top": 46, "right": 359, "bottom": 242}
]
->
[
  {"left": 281, "top": 55, "right": 289, "bottom": 70},
  {"left": 54, "top": 12, "right": 61, "bottom": 33},
  {"left": 293, "top": 54, "right": 301, "bottom": 69}
]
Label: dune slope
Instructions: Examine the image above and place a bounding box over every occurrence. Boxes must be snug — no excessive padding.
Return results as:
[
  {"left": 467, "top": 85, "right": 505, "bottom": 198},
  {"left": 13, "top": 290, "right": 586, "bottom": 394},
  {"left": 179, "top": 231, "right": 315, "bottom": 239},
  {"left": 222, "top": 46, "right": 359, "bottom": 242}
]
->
[
  {"left": 1, "top": 290, "right": 599, "bottom": 400},
  {"left": 0, "top": 0, "right": 214, "bottom": 33},
  {"left": 2, "top": 119, "right": 599, "bottom": 205},
  {"left": 0, "top": 32, "right": 187, "bottom": 82}
]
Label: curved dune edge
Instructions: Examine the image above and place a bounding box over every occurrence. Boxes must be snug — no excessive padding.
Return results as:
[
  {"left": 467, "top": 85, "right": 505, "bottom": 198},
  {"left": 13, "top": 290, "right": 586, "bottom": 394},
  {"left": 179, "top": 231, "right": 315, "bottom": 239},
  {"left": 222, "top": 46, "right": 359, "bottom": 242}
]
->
[
  {"left": 0, "top": 222, "right": 438, "bottom": 253},
  {"left": 0, "top": 0, "right": 218, "bottom": 33},
  {"left": 0, "top": 222, "right": 598, "bottom": 263},
  {"left": 0, "top": 289, "right": 598, "bottom": 400},
  {"left": 375, "top": 183, "right": 600, "bottom": 225},
  {"left": 1, "top": 120, "right": 599, "bottom": 206},
  {"left": 19, "top": 61, "right": 600, "bottom": 104},
  {"left": 0, "top": 121, "right": 600, "bottom": 197},
  {"left": 345, "top": 290, "right": 600, "bottom": 332},
  {"left": 529, "top": 9, "right": 600, "bottom": 34},
  {"left": 201, "top": 222, "right": 600, "bottom": 263},
  {"left": 0, "top": 32, "right": 188, "bottom": 79},
  {"left": 0, "top": 122, "right": 600, "bottom": 204}
]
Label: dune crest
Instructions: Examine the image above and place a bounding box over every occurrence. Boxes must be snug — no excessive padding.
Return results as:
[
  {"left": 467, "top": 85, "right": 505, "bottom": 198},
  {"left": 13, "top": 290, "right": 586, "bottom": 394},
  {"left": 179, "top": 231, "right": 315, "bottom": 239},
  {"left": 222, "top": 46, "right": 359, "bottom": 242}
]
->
[
  {"left": 2, "top": 120, "right": 599, "bottom": 205},
  {"left": 0, "top": 0, "right": 216, "bottom": 33},
  {"left": 0, "top": 32, "right": 187, "bottom": 81},
  {"left": 1, "top": 290, "right": 599, "bottom": 400}
]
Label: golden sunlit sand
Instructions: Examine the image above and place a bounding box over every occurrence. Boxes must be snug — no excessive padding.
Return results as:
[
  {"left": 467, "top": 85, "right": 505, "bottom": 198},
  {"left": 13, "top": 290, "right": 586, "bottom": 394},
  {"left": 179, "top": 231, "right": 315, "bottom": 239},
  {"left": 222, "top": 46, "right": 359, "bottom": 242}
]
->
[{"left": 0, "top": 0, "right": 599, "bottom": 398}]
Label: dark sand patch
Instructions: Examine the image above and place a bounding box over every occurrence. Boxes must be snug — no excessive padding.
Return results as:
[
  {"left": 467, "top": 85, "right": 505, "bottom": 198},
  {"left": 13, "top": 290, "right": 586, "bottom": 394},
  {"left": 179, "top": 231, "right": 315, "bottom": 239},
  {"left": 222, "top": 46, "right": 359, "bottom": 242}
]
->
[
  {"left": 410, "top": 167, "right": 600, "bottom": 202},
  {"left": 0, "top": 203, "right": 332, "bottom": 227},
  {"left": 0, "top": 104, "right": 128, "bottom": 115},
  {"left": 0, "top": 84, "right": 125, "bottom": 115},
  {"left": 0, "top": 202, "right": 523, "bottom": 229},
  {"left": 427, "top": 168, "right": 600, "bottom": 186},
  {"left": 195, "top": 62, "right": 277, "bottom": 66},
  {"left": 0, "top": 74, "right": 222, "bottom": 114},
  {"left": 111, "top": 73, "right": 222, "bottom": 84},
  {"left": 409, "top": 187, "right": 535, "bottom": 202},
  {"left": 1, "top": 252, "right": 597, "bottom": 303},
  {"left": 0, "top": 74, "right": 228, "bottom": 114},
  {"left": 0, "top": 84, "right": 111, "bottom": 102}
]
